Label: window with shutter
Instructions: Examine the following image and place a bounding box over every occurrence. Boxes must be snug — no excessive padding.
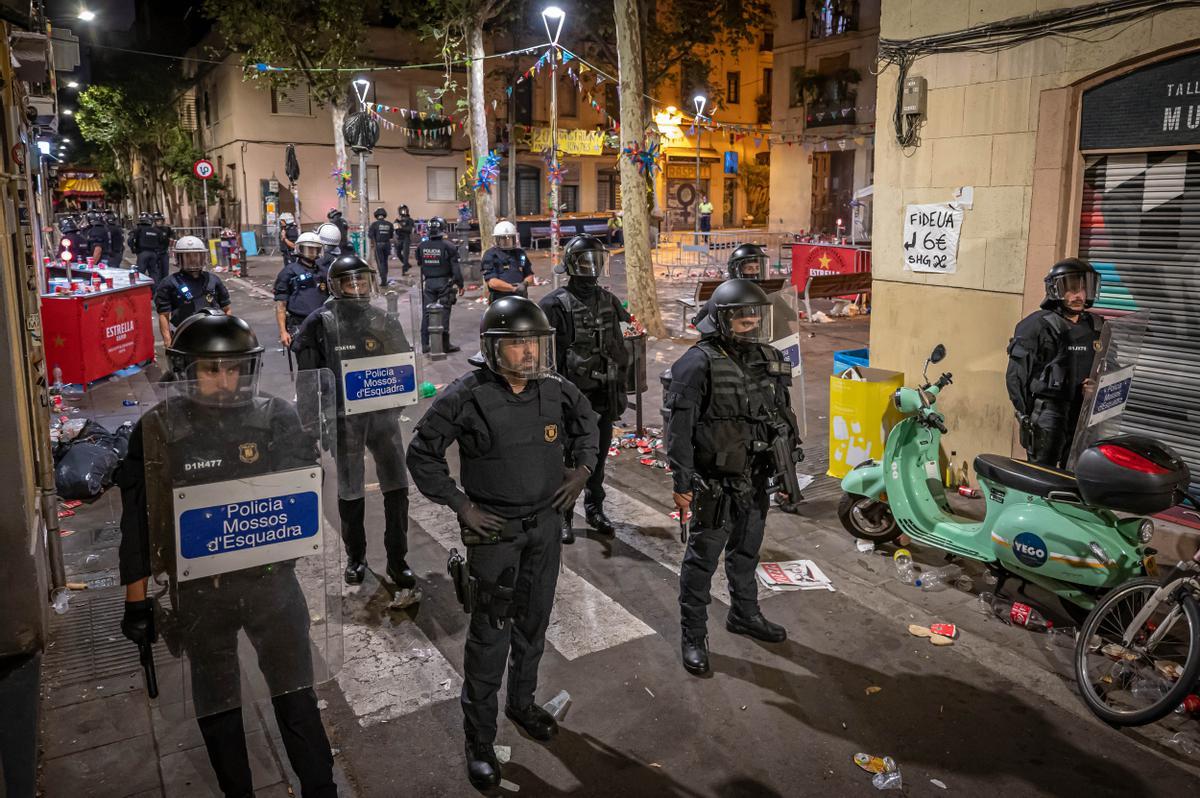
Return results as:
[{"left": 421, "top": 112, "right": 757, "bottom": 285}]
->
[
  {"left": 271, "top": 85, "right": 311, "bottom": 116},
  {"left": 427, "top": 167, "right": 458, "bottom": 202}
]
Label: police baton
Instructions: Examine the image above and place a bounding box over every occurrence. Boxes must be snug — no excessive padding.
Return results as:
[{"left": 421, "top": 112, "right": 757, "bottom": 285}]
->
[{"left": 138, "top": 639, "right": 159, "bottom": 699}]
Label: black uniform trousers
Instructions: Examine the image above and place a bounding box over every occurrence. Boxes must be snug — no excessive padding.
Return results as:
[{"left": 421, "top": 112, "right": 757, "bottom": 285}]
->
[
  {"left": 181, "top": 568, "right": 336, "bottom": 797},
  {"left": 154, "top": 251, "right": 170, "bottom": 287},
  {"left": 335, "top": 411, "right": 409, "bottom": 570},
  {"left": 679, "top": 485, "right": 768, "bottom": 634},
  {"left": 563, "top": 413, "right": 614, "bottom": 523},
  {"left": 395, "top": 235, "right": 411, "bottom": 274},
  {"left": 462, "top": 506, "right": 561, "bottom": 744},
  {"left": 1026, "top": 398, "right": 1078, "bottom": 470},
  {"left": 136, "top": 250, "right": 158, "bottom": 282},
  {"left": 420, "top": 280, "right": 453, "bottom": 351},
  {"left": 374, "top": 242, "right": 392, "bottom": 285}
]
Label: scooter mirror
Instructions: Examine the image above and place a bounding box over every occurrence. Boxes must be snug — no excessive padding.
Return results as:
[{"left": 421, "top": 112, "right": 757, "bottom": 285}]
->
[{"left": 930, "top": 344, "right": 947, "bottom": 364}]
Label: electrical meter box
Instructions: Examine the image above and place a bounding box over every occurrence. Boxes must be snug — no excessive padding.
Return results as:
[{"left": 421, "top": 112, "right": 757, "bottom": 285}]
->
[{"left": 901, "top": 76, "right": 927, "bottom": 116}]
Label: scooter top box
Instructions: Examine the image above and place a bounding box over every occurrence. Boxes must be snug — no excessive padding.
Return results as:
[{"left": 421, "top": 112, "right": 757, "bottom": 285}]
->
[{"left": 1074, "top": 436, "right": 1190, "bottom": 515}]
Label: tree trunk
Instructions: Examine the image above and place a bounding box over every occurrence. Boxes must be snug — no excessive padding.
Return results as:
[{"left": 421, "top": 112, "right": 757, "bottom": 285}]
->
[
  {"left": 614, "top": 0, "right": 665, "bottom": 338},
  {"left": 469, "top": 19, "right": 496, "bottom": 250},
  {"left": 331, "top": 99, "right": 348, "bottom": 218}
]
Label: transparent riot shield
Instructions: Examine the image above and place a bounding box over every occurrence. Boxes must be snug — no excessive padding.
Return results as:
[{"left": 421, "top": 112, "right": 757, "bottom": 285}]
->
[
  {"left": 767, "top": 282, "right": 807, "bottom": 439},
  {"left": 144, "top": 369, "right": 342, "bottom": 720},
  {"left": 1067, "top": 311, "right": 1149, "bottom": 469}
]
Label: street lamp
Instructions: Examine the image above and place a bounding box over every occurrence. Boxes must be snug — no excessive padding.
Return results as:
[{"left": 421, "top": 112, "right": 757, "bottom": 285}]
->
[
  {"left": 78, "top": 9, "right": 96, "bottom": 21},
  {"left": 62, "top": 108, "right": 73, "bottom": 116},
  {"left": 350, "top": 78, "right": 372, "bottom": 256},
  {"left": 66, "top": 81, "right": 79, "bottom": 89},
  {"left": 693, "top": 94, "right": 706, "bottom": 239},
  {"left": 542, "top": 5, "right": 565, "bottom": 283}
]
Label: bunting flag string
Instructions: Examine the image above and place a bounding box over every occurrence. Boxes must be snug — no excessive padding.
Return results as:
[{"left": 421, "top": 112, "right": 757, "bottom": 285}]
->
[{"left": 368, "top": 108, "right": 456, "bottom": 140}]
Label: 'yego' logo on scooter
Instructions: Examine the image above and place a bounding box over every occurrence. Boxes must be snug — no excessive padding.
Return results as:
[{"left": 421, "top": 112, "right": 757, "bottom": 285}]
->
[{"left": 1012, "top": 532, "right": 1048, "bottom": 568}]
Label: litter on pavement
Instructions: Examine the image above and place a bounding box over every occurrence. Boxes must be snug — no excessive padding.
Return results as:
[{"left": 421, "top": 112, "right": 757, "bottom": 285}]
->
[{"left": 756, "top": 560, "right": 835, "bottom": 592}]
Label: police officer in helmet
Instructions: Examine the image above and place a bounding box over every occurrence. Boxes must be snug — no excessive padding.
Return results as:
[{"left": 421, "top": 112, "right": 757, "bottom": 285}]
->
[
  {"left": 274, "top": 231, "right": 329, "bottom": 349},
  {"left": 151, "top": 211, "right": 174, "bottom": 284},
  {"left": 327, "top": 208, "right": 350, "bottom": 249},
  {"left": 690, "top": 243, "right": 771, "bottom": 329},
  {"left": 128, "top": 212, "right": 161, "bottom": 282},
  {"left": 291, "top": 255, "right": 418, "bottom": 599},
  {"left": 394, "top": 204, "right": 415, "bottom": 275},
  {"left": 368, "top": 207, "right": 396, "bottom": 285},
  {"left": 315, "top": 222, "right": 343, "bottom": 271},
  {"left": 278, "top": 212, "right": 300, "bottom": 264},
  {"left": 408, "top": 296, "right": 599, "bottom": 790},
  {"left": 665, "top": 279, "right": 800, "bottom": 675},
  {"left": 104, "top": 210, "right": 125, "bottom": 267},
  {"left": 482, "top": 220, "right": 534, "bottom": 302},
  {"left": 540, "top": 234, "right": 631, "bottom": 543},
  {"left": 155, "top": 235, "right": 231, "bottom": 348},
  {"left": 116, "top": 312, "right": 338, "bottom": 797},
  {"left": 85, "top": 210, "right": 109, "bottom": 264},
  {"left": 415, "top": 215, "right": 464, "bottom": 353},
  {"left": 1006, "top": 258, "right": 1104, "bottom": 469}
]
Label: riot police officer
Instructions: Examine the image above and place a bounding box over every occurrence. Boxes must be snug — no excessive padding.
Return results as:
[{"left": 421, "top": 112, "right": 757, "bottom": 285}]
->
[
  {"left": 291, "top": 255, "right": 418, "bottom": 598},
  {"left": 394, "top": 204, "right": 415, "bottom": 275},
  {"left": 690, "top": 243, "right": 770, "bottom": 328},
  {"left": 1006, "top": 258, "right": 1105, "bottom": 469},
  {"left": 274, "top": 232, "right": 329, "bottom": 348},
  {"left": 56, "top": 216, "right": 84, "bottom": 264},
  {"left": 315, "top": 222, "right": 343, "bottom": 271},
  {"left": 129, "top": 212, "right": 165, "bottom": 283},
  {"left": 85, "top": 210, "right": 109, "bottom": 265},
  {"left": 155, "top": 235, "right": 231, "bottom": 348},
  {"left": 407, "top": 295, "right": 598, "bottom": 790},
  {"left": 540, "top": 234, "right": 630, "bottom": 543},
  {"left": 151, "top": 211, "right": 173, "bottom": 283},
  {"left": 368, "top": 208, "right": 396, "bottom": 285},
  {"left": 482, "top": 220, "right": 534, "bottom": 302},
  {"left": 415, "top": 216, "right": 464, "bottom": 354},
  {"left": 116, "top": 312, "right": 337, "bottom": 798},
  {"left": 665, "top": 279, "right": 800, "bottom": 676},
  {"left": 104, "top": 210, "right": 125, "bottom": 268},
  {"left": 327, "top": 208, "right": 350, "bottom": 249},
  {"left": 278, "top": 212, "right": 300, "bottom": 264}
]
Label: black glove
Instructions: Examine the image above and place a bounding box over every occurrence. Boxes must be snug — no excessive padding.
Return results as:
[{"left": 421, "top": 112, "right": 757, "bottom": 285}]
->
[
  {"left": 552, "top": 466, "right": 591, "bottom": 513},
  {"left": 457, "top": 502, "right": 505, "bottom": 545},
  {"left": 121, "top": 598, "right": 156, "bottom": 647}
]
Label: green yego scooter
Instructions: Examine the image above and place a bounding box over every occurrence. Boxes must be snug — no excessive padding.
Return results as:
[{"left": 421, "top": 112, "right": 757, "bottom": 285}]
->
[{"left": 837, "top": 344, "right": 1186, "bottom": 618}]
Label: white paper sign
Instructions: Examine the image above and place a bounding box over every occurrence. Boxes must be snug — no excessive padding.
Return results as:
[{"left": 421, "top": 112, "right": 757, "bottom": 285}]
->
[
  {"left": 903, "top": 203, "right": 964, "bottom": 274},
  {"left": 1087, "top": 365, "right": 1136, "bottom": 426},
  {"left": 173, "top": 467, "right": 324, "bottom": 581},
  {"left": 341, "top": 352, "right": 418, "bottom": 414}
]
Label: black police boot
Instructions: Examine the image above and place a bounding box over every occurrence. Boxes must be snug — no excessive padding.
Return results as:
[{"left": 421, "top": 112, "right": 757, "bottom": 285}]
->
[
  {"left": 681, "top": 629, "right": 710, "bottom": 676},
  {"left": 584, "top": 507, "right": 615, "bottom": 535},
  {"left": 465, "top": 739, "right": 501, "bottom": 790},
  {"left": 726, "top": 609, "right": 787, "bottom": 643},
  {"left": 386, "top": 562, "right": 423, "bottom": 609},
  {"left": 344, "top": 560, "right": 367, "bottom": 585},
  {"left": 446, "top": 344, "right": 462, "bottom": 354},
  {"left": 560, "top": 515, "right": 575, "bottom": 545},
  {"left": 505, "top": 702, "right": 558, "bottom": 742}
]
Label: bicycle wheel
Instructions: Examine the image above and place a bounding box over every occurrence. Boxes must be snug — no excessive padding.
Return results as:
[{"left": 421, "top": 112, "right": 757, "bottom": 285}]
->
[{"left": 1074, "top": 576, "right": 1200, "bottom": 727}]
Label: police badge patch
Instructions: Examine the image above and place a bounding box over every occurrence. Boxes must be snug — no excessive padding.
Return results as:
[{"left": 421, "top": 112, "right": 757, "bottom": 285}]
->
[
  {"left": 365, "top": 336, "right": 380, "bottom": 353},
  {"left": 544, "top": 424, "right": 558, "bottom": 442},
  {"left": 206, "top": 293, "right": 215, "bottom": 303},
  {"left": 239, "top": 442, "right": 260, "bottom": 463}
]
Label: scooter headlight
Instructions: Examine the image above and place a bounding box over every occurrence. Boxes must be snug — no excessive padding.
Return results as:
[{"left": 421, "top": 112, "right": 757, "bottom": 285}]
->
[{"left": 1138, "top": 519, "right": 1155, "bottom": 544}]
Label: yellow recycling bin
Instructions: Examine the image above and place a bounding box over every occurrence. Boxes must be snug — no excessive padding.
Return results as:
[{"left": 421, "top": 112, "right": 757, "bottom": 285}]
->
[{"left": 828, "top": 367, "right": 905, "bottom": 479}]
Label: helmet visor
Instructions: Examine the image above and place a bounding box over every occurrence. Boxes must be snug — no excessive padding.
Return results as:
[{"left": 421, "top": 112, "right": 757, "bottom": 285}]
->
[
  {"left": 495, "top": 233, "right": 519, "bottom": 250},
  {"left": 483, "top": 333, "right": 556, "bottom": 380},
  {"left": 569, "top": 249, "right": 607, "bottom": 277},
  {"left": 178, "top": 355, "right": 262, "bottom": 406},
  {"left": 1048, "top": 271, "right": 1100, "bottom": 305},
  {"left": 730, "top": 254, "right": 768, "bottom": 280},
  {"left": 330, "top": 271, "right": 378, "bottom": 300},
  {"left": 717, "top": 302, "right": 774, "bottom": 344},
  {"left": 179, "top": 251, "right": 206, "bottom": 272},
  {"left": 297, "top": 242, "right": 323, "bottom": 261}
]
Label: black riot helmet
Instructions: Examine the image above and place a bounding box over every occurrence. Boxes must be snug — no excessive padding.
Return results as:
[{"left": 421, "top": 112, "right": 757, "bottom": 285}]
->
[
  {"left": 104, "top": 210, "right": 118, "bottom": 225},
  {"left": 727, "top": 243, "right": 768, "bottom": 281},
  {"left": 398, "top": 204, "right": 410, "bottom": 217},
  {"left": 327, "top": 208, "right": 343, "bottom": 221},
  {"left": 1042, "top": 257, "right": 1100, "bottom": 311},
  {"left": 58, "top": 216, "right": 78, "bottom": 234},
  {"left": 427, "top": 216, "right": 446, "bottom": 238},
  {"left": 479, "top": 295, "right": 556, "bottom": 380},
  {"left": 557, "top": 234, "right": 607, "bottom": 277},
  {"left": 152, "top": 211, "right": 165, "bottom": 224},
  {"left": 328, "top": 253, "right": 378, "bottom": 300},
  {"left": 710, "top": 278, "right": 774, "bottom": 345},
  {"left": 87, "top": 210, "right": 104, "bottom": 226},
  {"left": 166, "top": 310, "right": 264, "bottom": 406},
  {"left": 136, "top": 212, "right": 151, "bottom": 225},
  {"left": 374, "top": 208, "right": 387, "bottom": 219}
]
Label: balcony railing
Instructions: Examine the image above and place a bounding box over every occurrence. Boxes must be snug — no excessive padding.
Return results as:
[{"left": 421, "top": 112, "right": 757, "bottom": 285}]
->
[{"left": 810, "top": 0, "right": 858, "bottom": 40}]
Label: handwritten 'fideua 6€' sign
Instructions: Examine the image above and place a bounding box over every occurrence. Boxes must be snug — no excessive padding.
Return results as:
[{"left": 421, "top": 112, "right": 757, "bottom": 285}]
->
[{"left": 903, "top": 203, "right": 964, "bottom": 274}]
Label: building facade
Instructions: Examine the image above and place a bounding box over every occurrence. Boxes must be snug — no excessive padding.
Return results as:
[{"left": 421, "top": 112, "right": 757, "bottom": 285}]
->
[
  {"left": 870, "top": 1, "right": 1200, "bottom": 482},
  {"left": 769, "top": 0, "right": 880, "bottom": 236}
]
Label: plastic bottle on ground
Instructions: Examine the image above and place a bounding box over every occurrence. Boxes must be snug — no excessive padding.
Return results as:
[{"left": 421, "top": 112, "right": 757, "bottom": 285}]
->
[
  {"left": 893, "top": 549, "right": 915, "bottom": 585},
  {"left": 914, "top": 564, "right": 963, "bottom": 592},
  {"left": 979, "top": 593, "right": 1053, "bottom": 631}
]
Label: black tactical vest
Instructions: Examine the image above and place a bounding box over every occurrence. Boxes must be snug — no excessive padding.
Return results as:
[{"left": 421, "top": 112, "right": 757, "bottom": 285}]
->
[
  {"left": 555, "top": 289, "right": 625, "bottom": 393},
  {"left": 693, "top": 340, "right": 787, "bottom": 478}
]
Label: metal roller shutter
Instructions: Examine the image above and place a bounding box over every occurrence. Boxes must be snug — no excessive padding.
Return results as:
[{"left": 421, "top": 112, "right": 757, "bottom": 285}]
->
[{"left": 1079, "top": 151, "right": 1200, "bottom": 493}]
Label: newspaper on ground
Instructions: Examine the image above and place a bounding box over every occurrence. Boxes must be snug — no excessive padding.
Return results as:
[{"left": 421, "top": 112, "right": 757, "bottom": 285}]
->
[{"left": 756, "top": 559, "right": 835, "bottom": 592}]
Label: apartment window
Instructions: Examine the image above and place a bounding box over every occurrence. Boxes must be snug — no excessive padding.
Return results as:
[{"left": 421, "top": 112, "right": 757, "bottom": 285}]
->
[
  {"left": 416, "top": 86, "right": 441, "bottom": 116},
  {"left": 761, "top": 31, "right": 774, "bottom": 51},
  {"left": 791, "top": 0, "right": 805, "bottom": 20},
  {"left": 763, "top": 68, "right": 773, "bottom": 98},
  {"left": 349, "top": 164, "right": 381, "bottom": 201},
  {"left": 427, "top": 167, "right": 458, "bottom": 202},
  {"left": 726, "top": 72, "right": 741, "bottom": 105},
  {"left": 514, "top": 80, "right": 533, "bottom": 125},
  {"left": 517, "top": 165, "right": 540, "bottom": 215},
  {"left": 271, "top": 84, "right": 311, "bottom": 116},
  {"left": 812, "top": 0, "right": 857, "bottom": 39},
  {"left": 560, "top": 75, "right": 577, "bottom": 117},
  {"left": 605, "top": 83, "right": 620, "bottom": 118},
  {"left": 203, "top": 90, "right": 210, "bottom": 127},
  {"left": 560, "top": 184, "right": 579, "bottom": 213}
]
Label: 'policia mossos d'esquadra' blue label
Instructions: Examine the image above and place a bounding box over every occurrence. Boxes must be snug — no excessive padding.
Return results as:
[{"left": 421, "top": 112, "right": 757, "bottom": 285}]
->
[{"left": 179, "top": 491, "right": 320, "bottom": 561}]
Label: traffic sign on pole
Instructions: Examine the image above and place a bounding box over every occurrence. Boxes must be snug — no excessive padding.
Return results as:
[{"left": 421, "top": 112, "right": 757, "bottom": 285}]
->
[{"left": 193, "top": 159, "right": 215, "bottom": 180}]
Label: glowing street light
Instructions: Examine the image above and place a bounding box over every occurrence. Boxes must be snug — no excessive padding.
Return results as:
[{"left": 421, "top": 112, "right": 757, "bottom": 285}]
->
[
  {"left": 78, "top": 8, "right": 96, "bottom": 22},
  {"left": 66, "top": 81, "right": 79, "bottom": 89},
  {"left": 692, "top": 94, "right": 707, "bottom": 237},
  {"left": 541, "top": 5, "right": 567, "bottom": 283},
  {"left": 541, "top": 6, "right": 565, "bottom": 44},
  {"left": 62, "top": 108, "right": 73, "bottom": 116}
]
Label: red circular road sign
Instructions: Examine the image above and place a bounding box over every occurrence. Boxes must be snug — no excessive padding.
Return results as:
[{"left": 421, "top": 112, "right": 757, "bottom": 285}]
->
[{"left": 193, "top": 159, "right": 215, "bottom": 180}]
